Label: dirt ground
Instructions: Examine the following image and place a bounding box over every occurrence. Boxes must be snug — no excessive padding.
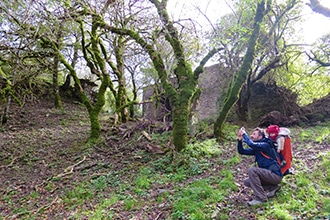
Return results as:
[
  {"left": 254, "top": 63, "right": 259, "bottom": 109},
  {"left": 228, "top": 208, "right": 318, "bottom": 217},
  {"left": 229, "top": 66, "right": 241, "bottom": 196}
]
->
[{"left": 0, "top": 100, "right": 329, "bottom": 219}]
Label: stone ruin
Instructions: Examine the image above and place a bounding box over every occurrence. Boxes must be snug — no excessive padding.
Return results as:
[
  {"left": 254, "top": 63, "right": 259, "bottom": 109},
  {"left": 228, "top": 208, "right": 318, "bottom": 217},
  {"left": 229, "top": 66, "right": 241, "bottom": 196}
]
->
[
  {"left": 142, "top": 63, "right": 330, "bottom": 126},
  {"left": 142, "top": 63, "right": 232, "bottom": 122}
]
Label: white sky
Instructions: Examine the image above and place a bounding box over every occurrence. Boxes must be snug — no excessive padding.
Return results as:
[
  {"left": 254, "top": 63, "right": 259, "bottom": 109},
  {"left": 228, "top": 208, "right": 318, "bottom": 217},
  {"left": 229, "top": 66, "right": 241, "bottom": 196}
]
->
[
  {"left": 301, "top": 0, "right": 330, "bottom": 43},
  {"left": 167, "top": 0, "right": 330, "bottom": 44}
]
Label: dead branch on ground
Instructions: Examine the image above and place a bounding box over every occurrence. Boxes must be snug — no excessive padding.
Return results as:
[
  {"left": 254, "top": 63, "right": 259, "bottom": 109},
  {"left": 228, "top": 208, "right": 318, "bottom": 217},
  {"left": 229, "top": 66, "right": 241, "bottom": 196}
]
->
[{"left": 55, "top": 156, "right": 86, "bottom": 178}]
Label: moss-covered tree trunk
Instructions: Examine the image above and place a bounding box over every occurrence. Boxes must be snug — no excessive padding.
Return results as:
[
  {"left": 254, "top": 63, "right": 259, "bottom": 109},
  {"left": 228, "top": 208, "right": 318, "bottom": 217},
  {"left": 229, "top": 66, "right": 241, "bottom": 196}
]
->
[
  {"left": 214, "top": 0, "right": 268, "bottom": 141},
  {"left": 87, "top": 74, "right": 109, "bottom": 142},
  {"left": 233, "top": 0, "right": 295, "bottom": 122},
  {"left": 102, "top": 1, "right": 219, "bottom": 151},
  {"left": 82, "top": 16, "right": 112, "bottom": 142},
  {"left": 53, "top": 26, "right": 63, "bottom": 110},
  {"left": 41, "top": 16, "right": 110, "bottom": 144},
  {"left": 109, "top": 35, "right": 129, "bottom": 123},
  {"left": 0, "top": 67, "right": 11, "bottom": 125},
  {"left": 171, "top": 101, "right": 189, "bottom": 151},
  {"left": 150, "top": 0, "right": 196, "bottom": 151},
  {"left": 53, "top": 52, "right": 63, "bottom": 110},
  {"left": 0, "top": 67, "right": 22, "bottom": 125},
  {"left": 56, "top": 46, "right": 109, "bottom": 143},
  {"left": 170, "top": 71, "right": 197, "bottom": 151},
  {"left": 54, "top": 47, "right": 101, "bottom": 142}
]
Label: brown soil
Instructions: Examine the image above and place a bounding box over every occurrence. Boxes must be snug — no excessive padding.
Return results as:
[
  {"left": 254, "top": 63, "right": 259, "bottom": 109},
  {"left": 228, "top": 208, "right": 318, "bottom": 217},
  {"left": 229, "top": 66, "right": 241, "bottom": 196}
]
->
[{"left": 0, "top": 100, "right": 329, "bottom": 219}]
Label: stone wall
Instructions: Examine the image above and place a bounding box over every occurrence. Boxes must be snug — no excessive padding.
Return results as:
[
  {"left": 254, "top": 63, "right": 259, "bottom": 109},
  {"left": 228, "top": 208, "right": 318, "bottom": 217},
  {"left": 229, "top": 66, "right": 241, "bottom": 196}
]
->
[
  {"left": 192, "top": 63, "right": 233, "bottom": 122},
  {"left": 142, "top": 85, "right": 172, "bottom": 122}
]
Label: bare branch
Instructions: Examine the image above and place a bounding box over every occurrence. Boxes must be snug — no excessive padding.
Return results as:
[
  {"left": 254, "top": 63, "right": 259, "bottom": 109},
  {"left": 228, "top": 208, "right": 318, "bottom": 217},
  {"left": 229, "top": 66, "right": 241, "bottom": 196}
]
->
[{"left": 305, "top": 51, "right": 330, "bottom": 67}]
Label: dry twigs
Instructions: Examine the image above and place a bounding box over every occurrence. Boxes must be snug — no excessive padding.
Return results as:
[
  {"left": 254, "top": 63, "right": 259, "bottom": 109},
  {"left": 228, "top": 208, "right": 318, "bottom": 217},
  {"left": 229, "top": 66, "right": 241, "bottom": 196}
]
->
[{"left": 55, "top": 156, "right": 86, "bottom": 178}]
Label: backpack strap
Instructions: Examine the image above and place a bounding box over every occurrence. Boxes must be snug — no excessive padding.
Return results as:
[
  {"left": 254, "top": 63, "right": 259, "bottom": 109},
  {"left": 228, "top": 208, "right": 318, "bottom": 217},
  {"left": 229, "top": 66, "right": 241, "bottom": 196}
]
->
[
  {"left": 260, "top": 150, "right": 282, "bottom": 166},
  {"left": 260, "top": 151, "right": 270, "bottom": 159},
  {"left": 262, "top": 138, "right": 285, "bottom": 167}
]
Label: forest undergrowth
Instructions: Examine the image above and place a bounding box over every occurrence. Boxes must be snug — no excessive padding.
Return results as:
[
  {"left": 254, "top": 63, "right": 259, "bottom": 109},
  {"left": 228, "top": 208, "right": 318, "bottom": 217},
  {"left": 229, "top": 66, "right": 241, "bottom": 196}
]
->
[{"left": 0, "top": 101, "right": 329, "bottom": 220}]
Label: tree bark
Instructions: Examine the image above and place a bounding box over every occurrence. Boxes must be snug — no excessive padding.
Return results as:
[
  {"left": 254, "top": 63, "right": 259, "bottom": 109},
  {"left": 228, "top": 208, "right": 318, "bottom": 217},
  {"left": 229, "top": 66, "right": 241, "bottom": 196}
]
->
[
  {"left": 41, "top": 28, "right": 107, "bottom": 144},
  {"left": 53, "top": 24, "right": 63, "bottom": 110},
  {"left": 107, "top": 35, "right": 129, "bottom": 123},
  {"left": 307, "top": 0, "right": 330, "bottom": 17},
  {"left": 53, "top": 52, "right": 63, "bottom": 110},
  {"left": 0, "top": 68, "right": 20, "bottom": 125},
  {"left": 0, "top": 67, "right": 11, "bottom": 124},
  {"left": 214, "top": 0, "right": 268, "bottom": 141}
]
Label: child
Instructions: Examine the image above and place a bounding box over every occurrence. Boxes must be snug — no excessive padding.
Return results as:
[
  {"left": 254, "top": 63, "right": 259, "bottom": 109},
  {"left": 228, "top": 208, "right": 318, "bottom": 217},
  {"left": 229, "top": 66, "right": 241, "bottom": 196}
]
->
[{"left": 266, "top": 125, "right": 294, "bottom": 176}]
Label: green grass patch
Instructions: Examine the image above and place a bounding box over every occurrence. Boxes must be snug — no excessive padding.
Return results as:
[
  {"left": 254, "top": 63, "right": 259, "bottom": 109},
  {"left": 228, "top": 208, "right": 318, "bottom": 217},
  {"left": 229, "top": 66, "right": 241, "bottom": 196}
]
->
[
  {"left": 171, "top": 178, "right": 223, "bottom": 220},
  {"left": 216, "top": 169, "right": 238, "bottom": 193},
  {"left": 297, "top": 122, "right": 330, "bottom": 143},
  {"left": 124, "top": 199, "right": 138, "bottom": 211},
  {"left": 91, "top": 175, "right": 109, "bottom": 192},
  {"left": 223, "top": 154, "right": 241, "bottom": 167},
  {"left": 63, "top": 182, "right": 94, "bottom": 207},
  {"left": 269, "top": 203, "right": 293, "bottom": 220},
  {"left": 74, "top": 195, "right": 118, "bottom": 219}
]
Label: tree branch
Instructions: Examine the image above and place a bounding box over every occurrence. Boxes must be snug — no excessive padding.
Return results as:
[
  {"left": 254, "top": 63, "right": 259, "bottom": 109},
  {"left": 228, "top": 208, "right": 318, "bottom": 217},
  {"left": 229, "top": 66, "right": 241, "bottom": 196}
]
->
[
  {"left": 194, "top": 47, "right": 224, "bottom": 79},
  {"left": 307, "top": 0, "right": 330, "bottom": 18},
  {"left": 305, "top": 51, "right": 330, "bottom": 67}
]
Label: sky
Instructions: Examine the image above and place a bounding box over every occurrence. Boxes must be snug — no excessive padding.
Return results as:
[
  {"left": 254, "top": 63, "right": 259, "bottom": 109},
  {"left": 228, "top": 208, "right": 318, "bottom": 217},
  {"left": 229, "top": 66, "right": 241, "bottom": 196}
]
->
[
  {"left": 167, "top": 0, "right": 330, "bottom": 44},
  {"left": 301, "top": 0, "right": 330, "bottom": 43}
]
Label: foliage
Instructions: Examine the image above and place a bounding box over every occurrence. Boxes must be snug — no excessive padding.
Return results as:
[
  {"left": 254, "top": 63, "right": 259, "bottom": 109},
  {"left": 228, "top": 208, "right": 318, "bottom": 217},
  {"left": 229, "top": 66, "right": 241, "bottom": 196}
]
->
[
  {"left": 1, "top": 0, "right": 329, "bottom": 150},
  {"left": 310, "top": 33, "right": 330, "bottom": 67},
  {"left": 208, "top": 0, "right": 310, "bottom": 124},
  {"left": 184, "top": 138, "right": 222, "bottom": 158},
  {"left": 275, "top": 55, "right": 330, "bottom": 106},
  {"left": 135, "top": 167, "right": 152, "bottom": 194},
  {"left": 1, "top": 0, "right": 330, "bottom": 217}
]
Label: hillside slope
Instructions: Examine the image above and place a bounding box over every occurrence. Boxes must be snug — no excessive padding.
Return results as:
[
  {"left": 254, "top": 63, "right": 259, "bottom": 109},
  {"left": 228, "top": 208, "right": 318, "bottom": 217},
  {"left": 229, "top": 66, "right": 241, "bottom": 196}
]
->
[{"left": 0, "top": 100, "right": 329, "bottom": 219}]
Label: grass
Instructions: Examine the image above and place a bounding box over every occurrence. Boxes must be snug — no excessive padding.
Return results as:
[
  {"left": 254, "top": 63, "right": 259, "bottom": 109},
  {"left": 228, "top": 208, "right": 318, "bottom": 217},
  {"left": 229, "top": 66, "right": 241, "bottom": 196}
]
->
[
  {"left": 2, "top": 122, "right": 330, "bottom": 219},
  {"left": 171, "top": 178, "right": 223, "bottom": 220},
  {"left": 74, "top": 195, "right": 118, "bottom": 219},
  {"left": 297, "top": 121, "right": 330, "bottom": 143}
]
